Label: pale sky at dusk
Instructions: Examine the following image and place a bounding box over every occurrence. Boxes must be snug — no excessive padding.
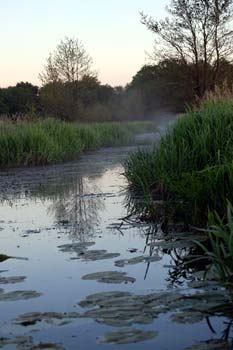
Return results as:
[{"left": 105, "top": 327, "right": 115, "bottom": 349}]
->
[{"left": 0, "top": 1, "right": 168, "bottom": 87}]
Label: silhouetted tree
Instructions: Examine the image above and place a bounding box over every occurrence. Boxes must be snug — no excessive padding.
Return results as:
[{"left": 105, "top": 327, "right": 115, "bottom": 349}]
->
[
  {"left": 0, "top": 82, "right": 39, "bottom": 116},
  {"left": 39, "top": 37, "right": 94, "bottom": 84},
  {"left": 141, "top": 0, "right": 233, "bottom": 97},
  {"left": 128, "top": 60, "right": 193, "bottom": 113},
  {"left": 39, "top": 37, "right": 96, "bottom": 120}
]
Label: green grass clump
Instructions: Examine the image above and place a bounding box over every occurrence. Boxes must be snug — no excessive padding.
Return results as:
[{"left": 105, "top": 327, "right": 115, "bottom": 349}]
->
[
  {"left": 0, "top": 119, "right": 154, "bottom": 168},
  {"left": 125, "top": 99, "right": 233, "bottom": 223},
  {"left": 195, "top": 201, "right": 233, "bottom": 283}
]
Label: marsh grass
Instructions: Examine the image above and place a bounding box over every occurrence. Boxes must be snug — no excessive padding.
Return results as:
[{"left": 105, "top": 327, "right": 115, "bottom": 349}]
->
[
  {"left": 0, "top": 119, "right": 154, "bottom": 167},
  {"left": 125, "top": 99, "right": 233, "bottom": 223},
  {"left": 194, "top": 201, "right": 233, "bottom": 283}
]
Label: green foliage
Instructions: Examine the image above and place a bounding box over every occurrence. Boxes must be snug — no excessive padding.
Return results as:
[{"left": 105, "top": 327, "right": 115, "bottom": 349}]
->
[
  {"left": 129, "top": 60, "right": 193, "bottom": 114},
  {"left": 0, "top": 119, "right": 153, "bottom": 167},
  {"left": 0, "top": 82, "right": 39, "bottom": 116},
  {"left": 195, "top": 201, "right": 233, "bottom": 283},
  {"left": 40, "top": 79, "right": 146, "bottom": 122},
  {"left": 39, "top": 77, "right": 115, "bottom": 121},
  {"left": 125, "top": 99, "right": 233, "bottom": 222}
]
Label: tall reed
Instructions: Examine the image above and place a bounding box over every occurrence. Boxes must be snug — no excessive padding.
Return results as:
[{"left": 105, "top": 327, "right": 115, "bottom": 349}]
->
[
  {"left": 125, "top": 99, "right": 233, "bottom": 223},
  {"left": 0, "top": 119, "right": 154, "bottom": 167},
  {"left": 195, "top": 201, "right": 233, "bottom": 283}
]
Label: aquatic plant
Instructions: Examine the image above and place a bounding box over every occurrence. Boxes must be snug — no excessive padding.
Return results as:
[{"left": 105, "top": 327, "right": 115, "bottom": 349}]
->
[
  {"left": 125, "top": 99, "right": 233, "bottom": 223},
  {"left": 0, "top": 119, "right": 154, "bottom": 167},
  {"left": 195, "top": 201, "right": 233, "bottom": 283}
]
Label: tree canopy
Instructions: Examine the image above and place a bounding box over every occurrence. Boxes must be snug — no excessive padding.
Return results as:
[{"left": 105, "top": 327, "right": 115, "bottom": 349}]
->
[
  {"left": 141, "top": 0, "right": 233, "bottom": 97},
  {"left": 39, "top": 37, "right": 95, "bottom": 84}
]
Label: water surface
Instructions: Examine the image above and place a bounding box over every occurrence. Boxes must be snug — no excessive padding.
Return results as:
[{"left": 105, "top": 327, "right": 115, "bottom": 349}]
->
[{"left": 0, "top": 143, "right": 230, "bottom": 350}]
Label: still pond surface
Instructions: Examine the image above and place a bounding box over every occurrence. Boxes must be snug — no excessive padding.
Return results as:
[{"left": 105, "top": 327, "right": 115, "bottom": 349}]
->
[{"left": 0, "top": 136, "right": 231, "bottom": 349}]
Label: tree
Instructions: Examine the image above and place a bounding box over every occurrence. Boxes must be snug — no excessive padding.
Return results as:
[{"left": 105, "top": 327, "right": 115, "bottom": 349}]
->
[
  {"left": 39, "top": 37, "right": 96, "bottom": 120},
  {"left": 0, "top": 82, "right": 39, "bottom": 116},
  {"left": 128, "top": 60, "right": 193, "bottom": 114},
  {"left": 39, "top": 77, "right": 116, "bottom": 121},
  {"left": 39, "top": 37, "right": 94, "bottom": 84},
  {"left": 141, "top": 0, "right": 233, "bottom": 97}
]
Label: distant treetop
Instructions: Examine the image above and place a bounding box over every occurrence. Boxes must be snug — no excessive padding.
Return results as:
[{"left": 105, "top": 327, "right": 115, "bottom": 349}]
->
[{"left": 39, "top": 37, "right": 95, "bottom": 85}]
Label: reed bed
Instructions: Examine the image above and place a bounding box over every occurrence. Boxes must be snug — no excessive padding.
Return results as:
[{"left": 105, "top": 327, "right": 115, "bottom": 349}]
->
[
  {"left": 0, "top": 119, "right": 153, "bottom": 167},
  {"left": 125, "top": 99, "right": 233, "bottom": 223}
]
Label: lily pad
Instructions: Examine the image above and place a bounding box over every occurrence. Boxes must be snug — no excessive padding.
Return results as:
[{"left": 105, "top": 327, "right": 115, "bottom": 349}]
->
[
  {"left": 115, "top": 256, "right": 145, "bottom": 267},
  {"left": 185, "top": 339, "right": 232, "bottom": 349},
  {"left": 82, "top": 271, "right": 135, "bottom": 284},
  {"left": 0, "top": 336, "right": 65, "bottom": 349},
  {"left": 170, "top": 310, "right": 204, "bottom": 324},
  {"left": 0, "top": 276, "right": 26, "bottom": 284},
  {"left": 0, "top": 336, "right": 32, "bottom": 349},
  {"left": 15, "top": 311, "right": 80, "bottom": 326},
  {"left": 0, "top": 289, "right": 42, "bottom": 301},
  {"left": 58, "top": 242, "right": 95, "bottom": 254},
  {"left": 78, "top": 290, "right": 183, "bottom": 327},
  {"left": 114, "top": 254, "right": 161, "bottom": 267},
  {"left": 98, "top": 327, "right": 158, "bottom": 344},
  {"left": 79, "top": 291, "right": 132, "bottom": 308},
  {"left": 71, "top": 250, "right": 120, "bottom": 261},
  {"left": 78, "top": 288, "right": 230, "bottom": 328},
  {"left": 58, "top": 242, "right": 119, "bottom": 261}
]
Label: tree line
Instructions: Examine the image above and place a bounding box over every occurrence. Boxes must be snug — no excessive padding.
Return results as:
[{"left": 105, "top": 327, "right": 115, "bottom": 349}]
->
[{"left": 1, "top": 0, "right": 233, "bottom": 121}]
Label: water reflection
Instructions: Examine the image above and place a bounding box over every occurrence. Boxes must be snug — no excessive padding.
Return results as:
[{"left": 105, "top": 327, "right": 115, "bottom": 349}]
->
[
  {"left": 1, "top": 145, "right": 233, "bottom": 349},
  {"left": 0, "top": 150, "right": 123, "bottom": 241},
  {"left": 0, "top": 147, "right": 129, "bottom": 202},
  {"left": 48, "top": 177, "right": 105, "bottom": 239},
  {"left": 131, "top": 221, "right": 233, "bottom": 346}
]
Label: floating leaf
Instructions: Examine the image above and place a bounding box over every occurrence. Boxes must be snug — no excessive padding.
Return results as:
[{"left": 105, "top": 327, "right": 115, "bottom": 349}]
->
[
  {"left": 58, "top": 242, "right": 95, "bottom": 254},
  {"left": 0, "top": 276, "right": 26, "bottom": 285},
  {"left": 170, "top": 310, "right": 204, "bottom": 324},
  {"left": 82, "top": 271, "right": 135, "bottom": 284},
  {"left": 77, "top": 287, "right": 230, "bottom": 329},
  {"left": 15, "top": 311, "right": 80, "bottom": 326},
  {"left": 115, "top": 256, "right": 144, "bottom": 267},
  {"left": 185, "top": 339, "right": 232, "bottom": 349},
  {"left": 0, "top": 336, "right": 65, "bottom": 349},
  {"left": 98, "top": 327, "right": 158, "bottom": 344},
  {"left": 71, "top": 250, "right": 120, "bottom": 261},
  {"left": 114, "top": 254, "right": 161, "bottom": 267},
  {"left": 0, "top": 289, "right": 42, "bottom": 301}
]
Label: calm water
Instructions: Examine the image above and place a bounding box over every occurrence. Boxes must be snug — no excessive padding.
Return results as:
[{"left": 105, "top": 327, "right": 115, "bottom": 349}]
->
[{"left": 0, "top": 144, "right": 230, "bottom": 350}]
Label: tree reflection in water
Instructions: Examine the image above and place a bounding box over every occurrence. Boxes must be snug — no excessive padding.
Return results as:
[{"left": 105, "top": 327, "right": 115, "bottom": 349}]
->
[{"left": 48, "top": 176, "right": 105, "bottom": 240}]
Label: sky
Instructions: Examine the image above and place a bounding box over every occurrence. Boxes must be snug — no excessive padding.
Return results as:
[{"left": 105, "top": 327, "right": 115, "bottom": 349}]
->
[{"left": 0, "top": 0, "right": 168, "bottom": 87}]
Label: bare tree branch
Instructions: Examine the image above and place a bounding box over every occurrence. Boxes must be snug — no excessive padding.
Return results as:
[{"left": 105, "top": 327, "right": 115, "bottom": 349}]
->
[{"left": 141, "top": 0, "right": 233, "bottom": 96}]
